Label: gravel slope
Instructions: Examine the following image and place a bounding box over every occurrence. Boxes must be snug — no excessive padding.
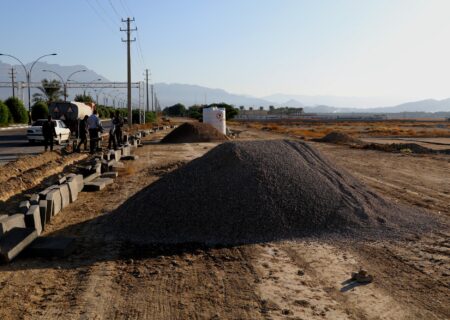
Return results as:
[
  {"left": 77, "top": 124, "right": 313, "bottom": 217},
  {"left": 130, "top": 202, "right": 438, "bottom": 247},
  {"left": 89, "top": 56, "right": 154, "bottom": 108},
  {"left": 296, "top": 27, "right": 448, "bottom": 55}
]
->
[{"left": 107, "top": 140, "right": 439, "bottom": 244}]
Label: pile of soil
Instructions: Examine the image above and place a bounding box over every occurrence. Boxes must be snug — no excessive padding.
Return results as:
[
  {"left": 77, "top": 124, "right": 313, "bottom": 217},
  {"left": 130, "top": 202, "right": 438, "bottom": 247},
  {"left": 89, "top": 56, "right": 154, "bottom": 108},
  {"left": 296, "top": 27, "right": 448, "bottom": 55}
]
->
[
  {"left": 106, "top": 140, "right": 438, "bottom": 244},
  {"left": 160, "top": 122, "right": 227, "bottom": 143},
  {"left": 315, "top": 131, "right": 362, "bottom": 144}
]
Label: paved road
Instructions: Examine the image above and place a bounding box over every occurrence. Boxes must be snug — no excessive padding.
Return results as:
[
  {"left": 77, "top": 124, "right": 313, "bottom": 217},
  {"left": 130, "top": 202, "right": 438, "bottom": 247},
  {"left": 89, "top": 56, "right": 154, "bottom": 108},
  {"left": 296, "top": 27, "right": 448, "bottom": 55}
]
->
[
  {"left": 0, "top": 127, "right": 50, "bottom": 165},
  {"left": 0, "top": 120, "right": 112, "bottom": 165}
]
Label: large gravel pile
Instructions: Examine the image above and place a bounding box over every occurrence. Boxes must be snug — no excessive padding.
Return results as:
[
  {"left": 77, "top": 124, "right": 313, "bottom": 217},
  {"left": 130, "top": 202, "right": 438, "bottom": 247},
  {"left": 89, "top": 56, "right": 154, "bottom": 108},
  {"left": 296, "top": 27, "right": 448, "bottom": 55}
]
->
[
  {"left": 161, "top": 122, "right": 227, "bottom": 143},
  {"left": 107, "top": 140, "right": 437, "bottom": 244}
]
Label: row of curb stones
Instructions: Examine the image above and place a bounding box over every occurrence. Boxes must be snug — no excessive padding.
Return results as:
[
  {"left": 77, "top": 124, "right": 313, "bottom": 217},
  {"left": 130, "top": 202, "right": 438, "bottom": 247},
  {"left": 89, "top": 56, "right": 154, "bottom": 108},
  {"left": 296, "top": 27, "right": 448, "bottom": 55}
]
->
[{"left": 0, "top": 129, "right": 153, "bottom": 263}]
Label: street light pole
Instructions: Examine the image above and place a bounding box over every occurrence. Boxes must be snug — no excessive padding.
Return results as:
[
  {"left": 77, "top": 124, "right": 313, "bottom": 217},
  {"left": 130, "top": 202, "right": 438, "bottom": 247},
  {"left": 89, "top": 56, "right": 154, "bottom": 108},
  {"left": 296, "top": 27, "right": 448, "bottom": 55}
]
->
[
  {"left": 65, "top": 69, "right": 87, "bottom": 101},
  {"left": 0, "top": 53, "right": 57, "bottom": 120},
  {"left": 43, "top": 69, "right": 86, "bottom": 102}
]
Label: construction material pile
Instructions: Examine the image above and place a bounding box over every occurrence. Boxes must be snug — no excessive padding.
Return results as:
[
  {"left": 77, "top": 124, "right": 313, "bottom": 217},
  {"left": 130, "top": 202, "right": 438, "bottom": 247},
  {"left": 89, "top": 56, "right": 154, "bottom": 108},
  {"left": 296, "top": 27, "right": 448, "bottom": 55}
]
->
[
  {"left": 315, "top": 131, "right": 362, "bottom": 144},
  {"left": 107, "top": 140, "right": 437, "bottom": 244},
  {"left": 160, "top": 122, "right": 227, "bottom": 143}
]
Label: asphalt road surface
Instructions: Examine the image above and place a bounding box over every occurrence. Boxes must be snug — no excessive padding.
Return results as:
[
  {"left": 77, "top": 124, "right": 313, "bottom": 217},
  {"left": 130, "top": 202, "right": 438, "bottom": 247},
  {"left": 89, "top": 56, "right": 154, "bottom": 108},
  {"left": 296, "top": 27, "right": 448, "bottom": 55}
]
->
[
  {"left": 0, "top": 127, "right": 50, "bottom": 165},
  {"left": 0, "top": 120, "right": 112, "bottom": 165}
]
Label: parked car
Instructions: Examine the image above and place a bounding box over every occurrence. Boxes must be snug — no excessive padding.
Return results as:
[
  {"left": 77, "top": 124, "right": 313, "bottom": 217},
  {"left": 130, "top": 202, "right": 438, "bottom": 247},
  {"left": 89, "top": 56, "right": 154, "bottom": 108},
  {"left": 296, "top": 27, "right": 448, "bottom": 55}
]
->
[{"left": 27, "top": 119, "right": 71, "bottom": 144}]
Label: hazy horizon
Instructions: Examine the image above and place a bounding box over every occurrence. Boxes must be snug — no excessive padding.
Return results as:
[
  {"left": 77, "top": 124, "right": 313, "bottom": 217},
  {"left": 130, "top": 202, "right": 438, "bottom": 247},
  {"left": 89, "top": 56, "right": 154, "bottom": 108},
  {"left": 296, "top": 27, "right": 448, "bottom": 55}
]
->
[{"left": 1, "top": 0, "right": 450, "bottom": 107}]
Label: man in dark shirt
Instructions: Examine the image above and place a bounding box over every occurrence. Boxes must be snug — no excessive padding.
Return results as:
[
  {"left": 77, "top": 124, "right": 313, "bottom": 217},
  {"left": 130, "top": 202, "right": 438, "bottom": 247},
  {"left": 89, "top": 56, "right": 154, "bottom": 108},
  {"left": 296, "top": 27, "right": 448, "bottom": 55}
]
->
[
  {"left": 76, "top": 115, "right": 89, "bottom": 152},
  {"left": 42, "top": 115, "right": 57, "bottom": 152},
  {"left": 113, "top": 111, "right": 124, "bottom": 146},
  {"left": 87, "top": 110, "right": 103, "bottom": 154}
]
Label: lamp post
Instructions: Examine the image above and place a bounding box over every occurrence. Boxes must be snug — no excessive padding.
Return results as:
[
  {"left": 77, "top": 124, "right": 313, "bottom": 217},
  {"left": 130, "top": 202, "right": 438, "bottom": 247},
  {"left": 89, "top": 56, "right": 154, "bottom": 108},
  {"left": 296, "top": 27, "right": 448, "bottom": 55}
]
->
[
  {"left": 42, "top": 69, "right": 86, "bottom": 102},
  {"left": 0, "top": 53, "right": 57, "bottom": 117}
]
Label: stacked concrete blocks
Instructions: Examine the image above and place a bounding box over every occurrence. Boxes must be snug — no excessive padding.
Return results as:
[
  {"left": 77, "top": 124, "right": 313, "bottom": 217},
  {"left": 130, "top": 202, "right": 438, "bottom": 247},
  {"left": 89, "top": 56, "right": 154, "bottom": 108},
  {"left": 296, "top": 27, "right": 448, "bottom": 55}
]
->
[
  {"left": 18, "top": 201, "right": 30, "bottom": 214},
  {"left": 67, "top": 174, "right": 84, "bottom": 193},
  {"left": 29, "top": 194, "right": 40, "bottom": 205},
  {"left": 83, "top": 177, "right": 113, "bottom": 192},
  {"left": 0, "top": 228, "right": 38, "bottom": 262},
  {"left": 38, "top": 200, "right": 47, "bottom": 229},
  {"left": 25, "top": 205, "right": 42, "bottom": 235},
  {"left": 46, "top": 189, "right": 62, "bottom": 220},
  {"left": 59, "top": 184, "right": 70, "bottom": 209},
  {"left": 0, "top": 214, "right": 26, "bottom": 236}
]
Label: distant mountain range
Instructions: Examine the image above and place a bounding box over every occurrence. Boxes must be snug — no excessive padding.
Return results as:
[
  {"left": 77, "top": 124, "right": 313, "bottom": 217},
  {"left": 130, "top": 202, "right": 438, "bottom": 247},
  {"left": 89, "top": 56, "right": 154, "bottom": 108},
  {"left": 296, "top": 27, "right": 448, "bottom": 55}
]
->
[{"left": 1, "top": 61, "right": 450, "bottom": 113}]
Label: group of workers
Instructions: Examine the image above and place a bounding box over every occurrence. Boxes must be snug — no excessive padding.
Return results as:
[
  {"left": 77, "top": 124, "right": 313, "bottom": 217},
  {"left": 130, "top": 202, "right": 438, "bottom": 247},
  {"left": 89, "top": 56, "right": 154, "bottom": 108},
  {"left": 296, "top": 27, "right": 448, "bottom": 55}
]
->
[{"left": 42, "top": 110, "right": 124, "bottom": 154}]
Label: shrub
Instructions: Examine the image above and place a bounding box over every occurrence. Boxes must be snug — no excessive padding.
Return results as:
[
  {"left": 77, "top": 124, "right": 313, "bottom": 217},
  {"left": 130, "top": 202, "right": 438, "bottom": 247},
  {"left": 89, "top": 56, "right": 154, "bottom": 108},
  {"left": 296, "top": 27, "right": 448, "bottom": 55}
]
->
[
  {"left": 132, "top": 110, "right": 156, "bottom": 124},
  {"left": 0, "top": 100, "right": 12, "bottom": 126},
  {"left": 5, "top": 97, "right": 28, "bottom": 123},
  {"left": 31, "top": 101, "right": 48, "bottom": 121}
]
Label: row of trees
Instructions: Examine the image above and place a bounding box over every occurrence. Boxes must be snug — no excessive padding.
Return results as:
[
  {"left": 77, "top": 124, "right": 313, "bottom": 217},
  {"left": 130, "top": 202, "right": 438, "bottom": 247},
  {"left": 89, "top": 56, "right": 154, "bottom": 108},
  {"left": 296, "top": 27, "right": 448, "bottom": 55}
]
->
[
  {"left": 75, "top": 94, "right": 156, "bottom": 122},
  {"left": 163, "top": 103, "right": 239, "bottom": 121},
  {"left": 0, "top": 97, "right": 29, "bottom": 125}
]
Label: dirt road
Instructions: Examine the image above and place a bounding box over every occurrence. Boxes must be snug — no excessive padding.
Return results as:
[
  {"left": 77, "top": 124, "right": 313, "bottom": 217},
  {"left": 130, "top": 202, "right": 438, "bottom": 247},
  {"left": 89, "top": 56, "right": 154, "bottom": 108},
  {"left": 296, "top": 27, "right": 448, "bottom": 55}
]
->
[{"left": 0, "top": 127, "right": 448, "bottom": 319}]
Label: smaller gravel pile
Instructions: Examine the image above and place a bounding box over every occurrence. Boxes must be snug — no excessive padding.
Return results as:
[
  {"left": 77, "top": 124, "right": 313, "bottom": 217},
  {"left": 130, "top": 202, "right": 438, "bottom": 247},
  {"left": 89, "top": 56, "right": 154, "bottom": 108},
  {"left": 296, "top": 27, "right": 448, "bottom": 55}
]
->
[
  {"left": 315, "top": 131, "right": 362, "bottom": 145},
  {"left": 161, "top": 122, "right": 227, "bottom": 143},
  {"left": 105, "top": 140, "right": 438, "bottom": 245}
]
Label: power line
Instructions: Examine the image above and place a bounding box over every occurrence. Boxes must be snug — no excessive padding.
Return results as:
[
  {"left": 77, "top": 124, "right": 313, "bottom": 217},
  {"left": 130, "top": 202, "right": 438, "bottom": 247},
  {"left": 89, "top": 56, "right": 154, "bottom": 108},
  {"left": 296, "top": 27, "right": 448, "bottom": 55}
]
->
[
  {"left": 136, "top": 29, "right": 147, "bottom": 67},
  {"left": 84, "top": 0, "right": 117, "bottom": 34},
  {"left": 119, "top": 0, "right": 132, "bottom": 17},
  {"left": 108, "top": 0, "right": 122, "bottom": 19},
  {"left": 94, "top": 0, "right": 120, "bottom": 27}
]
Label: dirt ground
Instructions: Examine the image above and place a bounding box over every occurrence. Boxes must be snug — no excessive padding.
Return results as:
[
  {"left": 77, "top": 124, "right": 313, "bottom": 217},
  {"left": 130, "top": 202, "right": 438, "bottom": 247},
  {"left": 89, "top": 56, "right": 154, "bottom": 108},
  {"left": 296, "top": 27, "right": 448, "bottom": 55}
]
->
[{"left": 0, "top": 124, "right": 448, "bottom": 320}]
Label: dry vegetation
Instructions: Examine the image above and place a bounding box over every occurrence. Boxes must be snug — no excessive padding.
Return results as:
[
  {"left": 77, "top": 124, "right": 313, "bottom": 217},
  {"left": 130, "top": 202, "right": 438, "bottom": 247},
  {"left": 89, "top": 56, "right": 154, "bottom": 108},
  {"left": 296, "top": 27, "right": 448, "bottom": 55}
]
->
[{"left": 236, "top": 120, "right": 450, "bottom": 139}]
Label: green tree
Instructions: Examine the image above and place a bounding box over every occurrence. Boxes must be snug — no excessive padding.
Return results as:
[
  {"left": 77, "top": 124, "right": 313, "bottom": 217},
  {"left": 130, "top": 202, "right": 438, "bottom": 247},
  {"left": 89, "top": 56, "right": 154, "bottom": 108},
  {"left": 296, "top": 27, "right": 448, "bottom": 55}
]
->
[
  {"left": 187, "top": 104, "right": 204, "bottom": 120},
  {"left": 208, "top": 103, "right": 239, "bottom": 119},
  {"left": 163, "top": 103, "right": 186, "bottom": 116},
  {"left": 5, "top": 97, "right": 28, "bottom": 123},
  {"left": 0, "top": 100, "right": 12, "bottom": 126},
  {"left": 33, "top": 79, "right": 63, "bottom": 103},
  {"left": 31, "top": 101, "right": 49, "bottom": 121},
  {"left": 74, "top": 94, "right": 94, "bottom": 103}
]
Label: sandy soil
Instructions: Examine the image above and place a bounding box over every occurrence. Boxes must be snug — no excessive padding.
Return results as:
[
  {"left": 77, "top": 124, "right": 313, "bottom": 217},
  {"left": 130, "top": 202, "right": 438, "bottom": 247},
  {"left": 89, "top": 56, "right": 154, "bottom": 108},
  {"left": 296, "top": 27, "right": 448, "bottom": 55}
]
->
[{"left": 0, "top": 126, "right": 448, "bottom": 320}]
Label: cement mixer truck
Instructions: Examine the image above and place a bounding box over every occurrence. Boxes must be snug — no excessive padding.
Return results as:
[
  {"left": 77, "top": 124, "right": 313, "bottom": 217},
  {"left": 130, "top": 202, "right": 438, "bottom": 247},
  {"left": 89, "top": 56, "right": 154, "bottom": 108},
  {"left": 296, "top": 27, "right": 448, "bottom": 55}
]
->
[{"left": 48, "top": 101, "right": 94, "bottom": 137}]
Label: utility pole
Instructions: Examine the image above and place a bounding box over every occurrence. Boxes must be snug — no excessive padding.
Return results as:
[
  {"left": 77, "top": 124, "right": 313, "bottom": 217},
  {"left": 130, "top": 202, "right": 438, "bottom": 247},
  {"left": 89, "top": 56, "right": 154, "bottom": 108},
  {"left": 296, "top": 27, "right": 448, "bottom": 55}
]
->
[
  {"left": 8, "top": 68, "right": 16, "bottom": 98},
  {"left": 121, "top": 17, "right": 136, "bottom": 127},
  {"left": 145, "top": 69, "right": 150, "bottom": 112},
  {"left": 151, "top": 84, "right": 154, "bottom": 111}
]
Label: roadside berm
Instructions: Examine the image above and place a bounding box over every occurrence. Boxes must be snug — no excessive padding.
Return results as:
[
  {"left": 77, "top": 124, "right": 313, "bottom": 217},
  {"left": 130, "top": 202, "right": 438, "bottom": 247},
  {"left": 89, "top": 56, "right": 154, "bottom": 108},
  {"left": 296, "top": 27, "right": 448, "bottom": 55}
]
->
[{"left": 106, "top": 140, "right": 439, "bottom": 244}]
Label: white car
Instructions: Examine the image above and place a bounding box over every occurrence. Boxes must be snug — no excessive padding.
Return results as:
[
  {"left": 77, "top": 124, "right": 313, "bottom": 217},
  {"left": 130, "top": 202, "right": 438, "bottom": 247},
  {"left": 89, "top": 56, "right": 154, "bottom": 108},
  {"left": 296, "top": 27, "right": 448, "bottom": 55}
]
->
[{"left": 27, "top": 119, "right": 71, "bottom": 144}]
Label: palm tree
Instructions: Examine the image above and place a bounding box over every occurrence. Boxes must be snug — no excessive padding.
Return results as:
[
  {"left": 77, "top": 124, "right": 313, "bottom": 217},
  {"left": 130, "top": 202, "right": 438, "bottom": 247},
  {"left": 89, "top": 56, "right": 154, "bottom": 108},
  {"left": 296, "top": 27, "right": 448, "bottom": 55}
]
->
[{"left": 33, "top": 79, "right": 64, "bottom": 103}]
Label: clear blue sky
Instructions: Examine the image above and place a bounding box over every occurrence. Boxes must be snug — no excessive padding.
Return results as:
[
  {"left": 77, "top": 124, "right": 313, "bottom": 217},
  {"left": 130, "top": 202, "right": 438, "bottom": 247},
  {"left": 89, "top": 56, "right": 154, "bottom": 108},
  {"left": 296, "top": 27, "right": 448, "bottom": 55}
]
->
[{"left": 1, "top": 0, "right": 450, "bottom": 103}]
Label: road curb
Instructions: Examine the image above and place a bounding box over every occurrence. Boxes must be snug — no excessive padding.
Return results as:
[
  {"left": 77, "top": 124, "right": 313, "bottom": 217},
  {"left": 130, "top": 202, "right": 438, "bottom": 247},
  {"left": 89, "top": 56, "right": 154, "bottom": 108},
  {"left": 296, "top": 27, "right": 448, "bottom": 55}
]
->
[{"left": 0, "top": 125, "right": 30, "bottom": 131}]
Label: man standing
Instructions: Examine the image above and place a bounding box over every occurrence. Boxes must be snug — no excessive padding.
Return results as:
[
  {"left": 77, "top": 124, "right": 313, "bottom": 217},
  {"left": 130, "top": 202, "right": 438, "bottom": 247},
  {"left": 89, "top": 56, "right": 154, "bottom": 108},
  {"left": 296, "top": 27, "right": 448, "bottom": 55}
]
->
[
  {"left": 113, "top": 111, "right": 124, "bottom": 146},
  {"left": 87, "top": 109, "right": 103, "bottom": 154},
  {"left": 76, "top": 115, "right": 89, "bottom": 152},
  {"left": 108, "top": 120, "right": 117, "bottom": 150},
  {"left": 42, "top": 115, "right": 57, "bottom": 152}
]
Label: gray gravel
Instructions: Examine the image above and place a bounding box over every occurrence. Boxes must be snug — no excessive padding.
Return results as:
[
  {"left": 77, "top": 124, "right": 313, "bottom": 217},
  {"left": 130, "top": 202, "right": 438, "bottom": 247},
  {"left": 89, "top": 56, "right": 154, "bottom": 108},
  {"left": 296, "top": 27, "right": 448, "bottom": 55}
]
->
[{"left": 106, "top": 140, "right": 440, "bottom": 244}]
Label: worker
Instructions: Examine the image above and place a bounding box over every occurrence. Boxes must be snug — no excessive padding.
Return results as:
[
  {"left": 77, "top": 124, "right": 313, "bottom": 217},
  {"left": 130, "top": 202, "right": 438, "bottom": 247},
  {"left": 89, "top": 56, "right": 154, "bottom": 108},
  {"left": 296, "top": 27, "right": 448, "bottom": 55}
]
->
[
  {"left": 87, "top": 109, "right": 103, "bottom": 154},
  {"left": 108, "top": 120, "right": 117, "bottom": 150},
  {"left": 42, "top": 115, "right": 57, "bottom": 152},
  {"left": 76, "top": 115, "right": 89, "bottom": 152},
  {"left": 113, "top": 111, "right": 124, "bottom": 146}
]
